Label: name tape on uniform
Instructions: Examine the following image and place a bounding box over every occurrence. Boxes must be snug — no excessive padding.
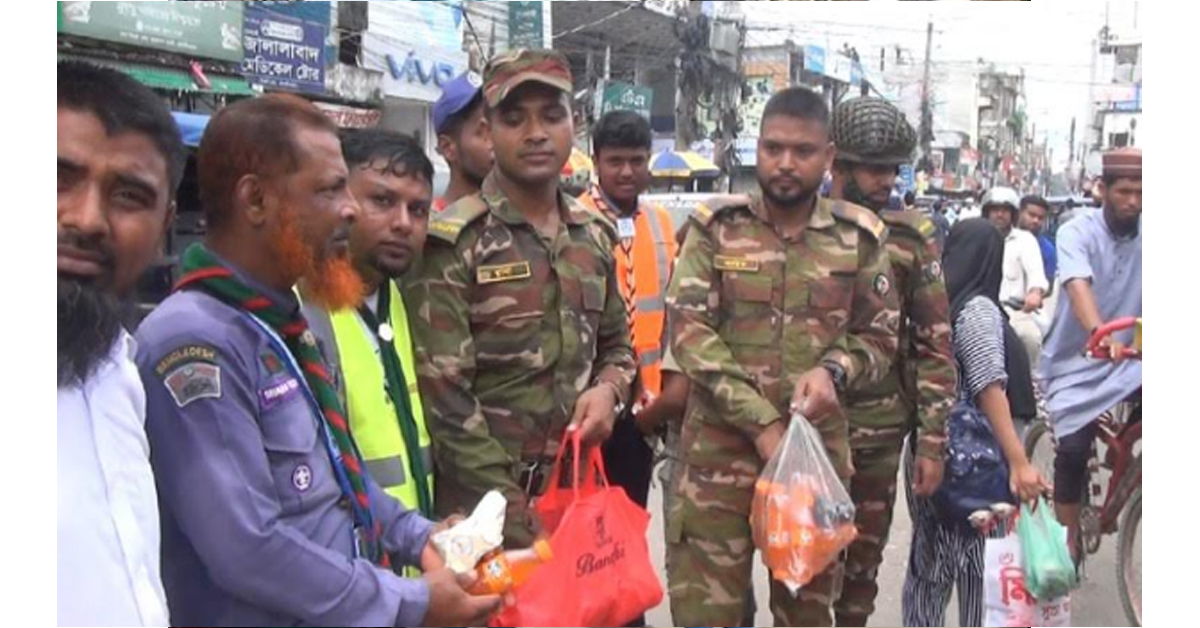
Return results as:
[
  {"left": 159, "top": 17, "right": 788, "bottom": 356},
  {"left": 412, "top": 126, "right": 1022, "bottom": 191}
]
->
[
  {"left": 714, "top": 255, "right": 760, "bottom": 273},
  {"left": 477, "top": 261, "right": 532, "bottom": 284}
]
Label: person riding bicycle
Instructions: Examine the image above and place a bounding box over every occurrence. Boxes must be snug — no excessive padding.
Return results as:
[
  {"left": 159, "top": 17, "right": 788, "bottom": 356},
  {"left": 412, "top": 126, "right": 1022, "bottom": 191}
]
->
[{"left": 1037, "top": 148, "right": 1142, "bottom": 562}]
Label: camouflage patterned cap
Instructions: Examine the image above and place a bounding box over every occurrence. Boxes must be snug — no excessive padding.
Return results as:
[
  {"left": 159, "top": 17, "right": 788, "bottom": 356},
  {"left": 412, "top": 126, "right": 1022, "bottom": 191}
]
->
[{"left": 483, "top": 49, "right": 573, "bottom": 108}]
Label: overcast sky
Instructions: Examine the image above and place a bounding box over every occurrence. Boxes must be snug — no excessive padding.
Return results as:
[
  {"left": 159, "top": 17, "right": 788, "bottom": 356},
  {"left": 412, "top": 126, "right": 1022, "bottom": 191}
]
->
[{"left": 739, "top": 1, "right": 1140, "bottom": 171}]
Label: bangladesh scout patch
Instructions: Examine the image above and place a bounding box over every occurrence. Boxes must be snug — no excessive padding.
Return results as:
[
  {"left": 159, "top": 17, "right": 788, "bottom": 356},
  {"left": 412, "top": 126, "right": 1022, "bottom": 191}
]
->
[
  {"left": 155, "top": 344, "right": 217, "bottom": 377},
  {"left": 163, "top": 362, "right": 222, "bottom": 408}
]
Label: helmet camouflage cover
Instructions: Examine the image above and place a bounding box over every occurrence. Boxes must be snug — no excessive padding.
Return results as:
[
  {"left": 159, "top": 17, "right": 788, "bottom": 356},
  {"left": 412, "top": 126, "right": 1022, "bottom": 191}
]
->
[{"left": 832, "top": 97, "right": 918, "bottom": 166}]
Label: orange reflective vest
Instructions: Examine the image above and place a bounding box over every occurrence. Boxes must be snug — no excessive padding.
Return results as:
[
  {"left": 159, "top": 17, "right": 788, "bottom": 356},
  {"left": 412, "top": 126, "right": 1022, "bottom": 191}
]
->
[{"left": 578, "top": 188, "right": 678, "bottom": 400}]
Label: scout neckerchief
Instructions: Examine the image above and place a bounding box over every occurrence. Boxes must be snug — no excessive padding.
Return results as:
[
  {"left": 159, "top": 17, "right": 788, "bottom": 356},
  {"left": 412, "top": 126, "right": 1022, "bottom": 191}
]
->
[
  {"left": 356, "top": 284, "right": 433, "bottom": 517},
  {"left": 175, "top": 244, "right": 390, "bottom": 568},
  {"left": 589, "top": 185, "right": 639, "bottom": 348}
]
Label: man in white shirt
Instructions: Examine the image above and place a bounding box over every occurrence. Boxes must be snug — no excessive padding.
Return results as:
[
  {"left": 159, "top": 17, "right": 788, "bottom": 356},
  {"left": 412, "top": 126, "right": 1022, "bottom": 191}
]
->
[
  {"left": 982, "top": 186, "right": 1049, "bottom": 368},
  {"left": 58, "top": 61, "right": 185, "bottom": 627}
]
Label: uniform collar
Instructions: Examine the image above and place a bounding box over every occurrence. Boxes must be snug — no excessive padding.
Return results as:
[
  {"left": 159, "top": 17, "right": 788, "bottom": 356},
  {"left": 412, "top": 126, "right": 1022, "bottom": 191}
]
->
[
  {"left": 749, "top": 193, "right": 836, "bottom": 231},
  {"left": 204, "top": 245, "right": 301, "bottom": 314},
  {"left": 810, "top": 197, "right": 838, "bottom": 230},
  {"left": 481, "top": 171, "right": 598, "bottom": 228},
  {"left": 590, "top": 184, "right": 640, "bottom": 222}
]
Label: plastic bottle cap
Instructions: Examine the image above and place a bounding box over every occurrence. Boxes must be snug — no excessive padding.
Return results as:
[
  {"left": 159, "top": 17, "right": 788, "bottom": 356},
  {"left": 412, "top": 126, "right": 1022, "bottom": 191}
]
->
[{"left": 532, "top": 539, "right": 554, "bottom": 562}]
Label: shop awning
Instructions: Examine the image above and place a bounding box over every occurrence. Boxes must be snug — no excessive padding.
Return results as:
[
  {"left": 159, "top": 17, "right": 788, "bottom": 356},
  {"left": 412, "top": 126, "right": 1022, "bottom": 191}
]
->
[{"left": 58, "top": 55, "right": 256, "bottom": 96}]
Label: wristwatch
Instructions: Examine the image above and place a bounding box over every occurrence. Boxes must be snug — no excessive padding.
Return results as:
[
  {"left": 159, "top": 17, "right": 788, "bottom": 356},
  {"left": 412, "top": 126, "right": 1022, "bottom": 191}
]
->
[{"left": 821, "top": 360, "right": 848, "bottom": 394}]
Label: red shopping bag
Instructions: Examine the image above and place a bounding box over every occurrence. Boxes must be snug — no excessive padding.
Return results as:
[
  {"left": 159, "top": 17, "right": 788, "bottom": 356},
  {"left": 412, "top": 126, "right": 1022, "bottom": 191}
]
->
[
  {"left": 529, "top": 430, "right": 604, "bottom": 535},
  {"left": 491, "top": 432, "right": 663, "bottom": 627}
]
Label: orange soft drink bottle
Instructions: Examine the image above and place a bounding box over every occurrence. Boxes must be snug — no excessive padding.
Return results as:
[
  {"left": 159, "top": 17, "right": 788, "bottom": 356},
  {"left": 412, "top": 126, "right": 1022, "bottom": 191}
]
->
[{"left": 468, "top": 539, "right": 554, "bottom": 596}]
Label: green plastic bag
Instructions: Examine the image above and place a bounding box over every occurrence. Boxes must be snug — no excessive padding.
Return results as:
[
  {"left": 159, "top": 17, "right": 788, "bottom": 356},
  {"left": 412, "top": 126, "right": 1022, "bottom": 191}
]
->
[{"left": 1017, "top": 498, "right": 1079, "bottom": 600}]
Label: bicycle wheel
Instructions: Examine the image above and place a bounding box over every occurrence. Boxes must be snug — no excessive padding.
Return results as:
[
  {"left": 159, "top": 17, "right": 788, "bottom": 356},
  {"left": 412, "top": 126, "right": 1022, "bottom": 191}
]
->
[{"left": 1117, "top": 487, "right": 1142, "bottom": 626}]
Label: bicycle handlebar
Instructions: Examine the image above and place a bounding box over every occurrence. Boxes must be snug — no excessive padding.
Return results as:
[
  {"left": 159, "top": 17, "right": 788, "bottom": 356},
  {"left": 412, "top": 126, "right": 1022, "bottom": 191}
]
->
[{"left": 1086, "top": 317, "right": 1142, "bottom": 360}]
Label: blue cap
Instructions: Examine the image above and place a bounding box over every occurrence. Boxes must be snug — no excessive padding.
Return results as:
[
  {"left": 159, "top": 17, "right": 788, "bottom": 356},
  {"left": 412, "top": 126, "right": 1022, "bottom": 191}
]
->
[{"left": 433, "top": 71, "right": 484, "bottom": 135}]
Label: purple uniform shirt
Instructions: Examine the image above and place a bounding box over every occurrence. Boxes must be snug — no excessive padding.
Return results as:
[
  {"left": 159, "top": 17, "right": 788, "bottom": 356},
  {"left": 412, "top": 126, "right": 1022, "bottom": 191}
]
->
[{"left": 136, "top": 256, "right": 433, "bottom": 628}]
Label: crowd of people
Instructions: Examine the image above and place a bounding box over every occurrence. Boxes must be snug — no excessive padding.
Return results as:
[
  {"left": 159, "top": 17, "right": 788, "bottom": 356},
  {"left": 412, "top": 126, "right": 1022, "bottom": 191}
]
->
[{"left": 58, "top": 46, "right": 1141, "bottom": 628}]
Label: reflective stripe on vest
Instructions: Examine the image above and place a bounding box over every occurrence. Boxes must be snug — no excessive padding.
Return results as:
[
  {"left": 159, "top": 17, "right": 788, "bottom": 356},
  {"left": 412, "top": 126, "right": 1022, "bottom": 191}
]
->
[
  {"left": 644, "top": 205, "right": 673, "bottom": 301},
  {"left": 590, "top": 197, "right": 676, "bottom": 398},
  {"left": 330, "top": 282, "right": 434, "bottom": 510}
]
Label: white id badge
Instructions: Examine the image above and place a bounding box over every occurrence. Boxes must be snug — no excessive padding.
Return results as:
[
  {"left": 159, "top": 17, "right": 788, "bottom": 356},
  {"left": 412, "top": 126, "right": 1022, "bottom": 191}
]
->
[{"left": 617, "top": 217, "right": 637, "bottom": 239}]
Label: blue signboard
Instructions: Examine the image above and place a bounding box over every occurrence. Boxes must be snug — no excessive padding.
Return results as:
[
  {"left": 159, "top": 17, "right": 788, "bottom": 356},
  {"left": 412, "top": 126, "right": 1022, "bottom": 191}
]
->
[
  {"left": 1114, "top": 84, "right": 1142, "bottom": 112},
  {"left": 252, "top": 1, "right": 331, "bottom": 25},
  {"left": 899, "top": 164, "right": 916, "bottom": 193},
  {"left": 804, "top": 45, "right": 826, "bottom": 75},
  {"left": 242, "top": 4, "right": 328, "bottom": 94}
]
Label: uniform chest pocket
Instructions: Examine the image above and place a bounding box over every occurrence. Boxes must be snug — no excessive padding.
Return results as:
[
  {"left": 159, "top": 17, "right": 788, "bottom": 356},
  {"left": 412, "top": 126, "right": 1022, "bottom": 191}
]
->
[
  {"left": 576, "top": 276, "right": 607, "bottom": 349},
  {"left": 720, "top": 274, "right": 777, "bottom": 346},
  {"left": 808, "top": 272, "right": 856, "bottom": 314},
  {"left": 260, "top": 392, "right": 326, "bottom": 514},
  {"left": 469, "top": 277, "right": 546, "bottom": 368}
]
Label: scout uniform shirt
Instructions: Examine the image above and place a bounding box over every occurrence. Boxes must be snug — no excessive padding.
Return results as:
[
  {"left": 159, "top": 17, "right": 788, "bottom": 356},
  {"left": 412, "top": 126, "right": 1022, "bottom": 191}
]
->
[{"left": 136, "top": 253, "right": 433, "bottom": 628}]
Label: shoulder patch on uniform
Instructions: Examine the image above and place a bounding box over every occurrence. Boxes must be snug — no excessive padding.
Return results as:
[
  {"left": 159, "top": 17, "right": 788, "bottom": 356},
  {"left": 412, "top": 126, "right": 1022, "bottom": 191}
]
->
[
  {"left": 259, "top": 376, "right": 302, "bottom": 411},
  {"left": 428, "top": 195, "right": 490, "bottom": 245},
  {"left": 689, "top": 194, "right": 753, "bottom": 228},
  {"left": 873, "top": 273, "right": 892, "bottom": 297},
  {"left": 260, "top": 350, "right": 285, "bottom": 375},
  {"left": 155, "top": 344, "right": 218, "bottom": 377},
  {"left": 831, "top": 200, "right": 887, "bottom": 242},
  {"left": 162, "top": 362, "right": 222, "bottom": 408},
  {"left": 924, "top": 260, "right": 944, "bottom": 282}
]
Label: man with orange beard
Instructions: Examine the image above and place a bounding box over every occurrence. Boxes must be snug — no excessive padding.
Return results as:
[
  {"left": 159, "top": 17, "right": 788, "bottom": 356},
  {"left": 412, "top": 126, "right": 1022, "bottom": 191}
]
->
[{"left": 134, "top": 95, "right": 500, "bottom": 628}]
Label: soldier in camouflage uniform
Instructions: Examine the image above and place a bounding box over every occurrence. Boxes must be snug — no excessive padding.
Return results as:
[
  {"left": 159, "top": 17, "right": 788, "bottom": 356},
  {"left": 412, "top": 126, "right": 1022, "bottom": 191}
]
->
[
  {"left": 665, "top": 87, "right": 900, "bottom": 627},
  {"left": 828, "top": 97, "right": 958, "bottom": 627},
  {"left": 409, "top": 50, "right": 636, "bottom": 549}
]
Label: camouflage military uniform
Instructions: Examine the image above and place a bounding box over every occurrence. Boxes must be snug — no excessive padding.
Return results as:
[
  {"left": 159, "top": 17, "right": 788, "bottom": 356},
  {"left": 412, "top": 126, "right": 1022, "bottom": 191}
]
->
[
  {"left": 409, "top": 173, "right": 636, "bottom": 548},
  {"left": 664, "top": 194, "right": 900, "bottom": 627},
  {"left": 835, "top": 210, "right": 957, "bottom": 626}
]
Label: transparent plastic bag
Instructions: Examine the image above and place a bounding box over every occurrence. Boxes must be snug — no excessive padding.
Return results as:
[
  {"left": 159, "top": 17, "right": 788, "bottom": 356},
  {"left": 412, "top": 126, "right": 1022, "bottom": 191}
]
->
[
  {"left": 751, "top": 413, "right": 857, "bottom": 594},
  {"left": 1017, "top": 498, "right": 1079, "bottom": 600}
]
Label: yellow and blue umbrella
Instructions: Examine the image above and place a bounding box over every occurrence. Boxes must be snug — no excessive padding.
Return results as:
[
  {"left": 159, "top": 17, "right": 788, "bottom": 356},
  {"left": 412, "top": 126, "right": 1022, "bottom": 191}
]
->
[
  {"left": 650, "top": 149, "right": 721, "bottom": 179},
  {"left": 562, "top": 147, "right": 595, "bottom": 178}
]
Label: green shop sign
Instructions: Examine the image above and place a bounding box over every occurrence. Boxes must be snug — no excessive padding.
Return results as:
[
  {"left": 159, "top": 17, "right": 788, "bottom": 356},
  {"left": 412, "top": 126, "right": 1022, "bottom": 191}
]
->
[{"left": 58, "top": 1, "right": 245, "bottom": 62}]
